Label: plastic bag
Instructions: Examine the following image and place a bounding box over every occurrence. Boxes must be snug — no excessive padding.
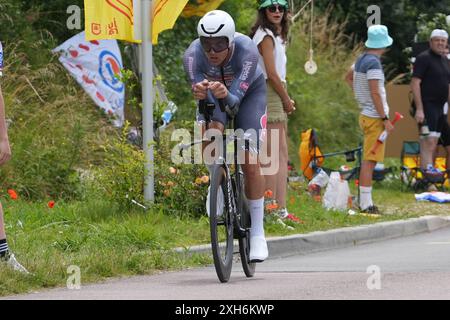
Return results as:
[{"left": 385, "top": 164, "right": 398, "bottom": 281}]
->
[
  {"left": 322, "top": 172, "right": 350, "bottom": 211},
  {"left": 309, "top": 168, "right": 329, "bottom": 188}
]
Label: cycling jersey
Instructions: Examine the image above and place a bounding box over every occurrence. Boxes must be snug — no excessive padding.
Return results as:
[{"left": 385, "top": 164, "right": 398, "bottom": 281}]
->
[{"left": 183, "top": 33, "right": 267, "bottom": 150}]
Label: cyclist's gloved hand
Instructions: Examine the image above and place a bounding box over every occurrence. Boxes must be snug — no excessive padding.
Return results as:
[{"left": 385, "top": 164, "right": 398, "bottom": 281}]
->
[
  {"left": 193, "top": 79, "right": 210, "bottom": 100},
  {"left": 209, "top": 81, "right": 228, "bottom": 99}
]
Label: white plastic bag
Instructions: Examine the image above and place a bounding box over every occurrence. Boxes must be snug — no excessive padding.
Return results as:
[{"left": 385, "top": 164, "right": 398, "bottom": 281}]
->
[
  {"left": 309, "top": 168, "right": 329, "bottom": 188},
  {"left": 322, "top": 172, "right": 350, "bottom": 211}
]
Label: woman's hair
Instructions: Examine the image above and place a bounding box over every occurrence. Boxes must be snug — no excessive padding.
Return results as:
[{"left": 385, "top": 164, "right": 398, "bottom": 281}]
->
[{"left": 249, "top": 8, "right": 290, "bottom": 43}]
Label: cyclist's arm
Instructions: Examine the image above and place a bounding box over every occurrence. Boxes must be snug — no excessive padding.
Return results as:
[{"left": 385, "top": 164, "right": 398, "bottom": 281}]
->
[
  {"left": 183, "top": 41, "right": 207, "bottom": 92},
  {"left": 224, "top": 43, "right": 260, "bottom": 109}
]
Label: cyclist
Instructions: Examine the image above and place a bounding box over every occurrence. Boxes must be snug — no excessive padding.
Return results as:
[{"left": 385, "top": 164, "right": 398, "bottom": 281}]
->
[{"left": 183, "top": 10, "right": 268, "bottom": 262}]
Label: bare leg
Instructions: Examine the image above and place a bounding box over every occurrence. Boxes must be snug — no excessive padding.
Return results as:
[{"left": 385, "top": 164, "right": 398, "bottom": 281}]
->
[
  {"left": 360, "top": 160, "right": 376, "bottom": 187},
  {"left": 420, "top": 137, "right": 439, "bottom": 169},
  {"left": 446, "top": 146, "right": 450, "bottom": 170},
  {"left": 0, "top": 202, "right": 5, "bottom": 240},
  {"left": 263, "top": 122, "right": 288, "bottom": 207}
]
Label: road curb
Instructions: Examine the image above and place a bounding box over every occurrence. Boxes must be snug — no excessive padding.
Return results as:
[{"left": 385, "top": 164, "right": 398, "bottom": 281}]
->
[{"left": 175, "top": 215, "right": 450, "bottom": 259}]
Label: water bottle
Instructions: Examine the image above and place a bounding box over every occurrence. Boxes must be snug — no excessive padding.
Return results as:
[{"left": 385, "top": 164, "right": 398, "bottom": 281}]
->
[{"left": 161, "top": 101, "right": 178, "bottom": 125}]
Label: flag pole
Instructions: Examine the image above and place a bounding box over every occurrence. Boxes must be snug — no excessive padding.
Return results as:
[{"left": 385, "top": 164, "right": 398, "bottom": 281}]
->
[{"left": 141, "top": 0, "right": 154, "bottom": 202}]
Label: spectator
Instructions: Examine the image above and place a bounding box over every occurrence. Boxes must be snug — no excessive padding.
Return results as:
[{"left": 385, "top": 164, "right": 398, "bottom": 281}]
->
[
  {"left": 250, "top": 0, "right": 295, "bottom": 218},
  {"left": 0, "top": 41, "right": 29, "bottom": 273},
  {"left": 410, "top": 29, "right": 450, "bottom": 183},
  {"left": 435, "top": 45, "right": 450, "bottom": 170},
  {"left": 352, "top": 25, "right": 394, "bottom": 214}
]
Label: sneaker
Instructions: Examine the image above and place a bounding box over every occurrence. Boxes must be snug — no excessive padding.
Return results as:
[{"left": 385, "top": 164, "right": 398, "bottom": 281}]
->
[
  {"left": 278, "top": 209, "right": 302, "bottom": 223},
  {"left": 359, "top": 205, "right": 381, "bottom": 215},
  {"left": 1, "top": 252, "right": 30, "bottom": 274},
  {"left": 249, "top": 236, "right": 268, "bottom": 262},
  {"left": 278, "top": 208, "right": 289, "bottom": 219},
  {"left": 206, "top": 185, "right": 224, "bottom": 217}
]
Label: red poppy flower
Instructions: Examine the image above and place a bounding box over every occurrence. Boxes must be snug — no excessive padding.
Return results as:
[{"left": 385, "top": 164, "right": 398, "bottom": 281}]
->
[
  {"left": 48, "top": 201, "right": 55, "bottom": 209},
  {"left": 7, "top": 189, "right": 18, "bottom": 200}
]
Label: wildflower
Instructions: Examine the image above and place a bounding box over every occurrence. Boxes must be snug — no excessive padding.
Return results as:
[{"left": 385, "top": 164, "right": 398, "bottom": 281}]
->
[
  {"left": 264, "top": 189, "right": 273, "bottom": 198},
  {"left": 48, "top": 201, "right": 55, "bottom": 209},
  {"left": 166, "top": 181, "right": 175, "bottom": 187},
  {"left": 7, "top": 189, "right": 18, "bottom": 200},
  {"left": 265, "top": 203, "right": 279, "bottom": 212},
  {"left": 169, "top": 167, "right": 178, "bottom": 174},
  {"left": 195, "top": 177, "right": 203, "bottom": 185},
  {"left": 200, "top": 176, "right": 209, "bottom": 184}
]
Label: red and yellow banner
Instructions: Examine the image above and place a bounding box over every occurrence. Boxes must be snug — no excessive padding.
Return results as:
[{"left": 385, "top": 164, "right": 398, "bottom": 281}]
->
[
  {"left": 84, "top": 0, "right": 190, "bottom": 44},
  {"left": 182, "top": 0, "right": 225, "bottom": 18},
  {"left": 152, "top": 0, "right": 190, "bottom": 44},
  {"left": 84, "top": 0, "right": 138, "bottom": 42}
]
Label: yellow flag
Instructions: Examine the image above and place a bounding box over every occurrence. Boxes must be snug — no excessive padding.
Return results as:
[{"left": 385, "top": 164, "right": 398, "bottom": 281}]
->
[
  {"left": 181, "top": 0, "right": 225, "bottom": 18},
  {"left": 85, "top": 0, "right": 190, "bottom": 44},
  {"left": 152, "top": 0, "right": 190, "bottom": 44},
  {"left": 85, "top": 0, "right": 139, "bottom": 43}
]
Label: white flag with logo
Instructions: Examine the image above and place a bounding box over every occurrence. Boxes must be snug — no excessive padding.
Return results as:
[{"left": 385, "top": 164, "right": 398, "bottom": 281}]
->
[{"left": 53, "top": 32, "right": 125, "bottom": 127}]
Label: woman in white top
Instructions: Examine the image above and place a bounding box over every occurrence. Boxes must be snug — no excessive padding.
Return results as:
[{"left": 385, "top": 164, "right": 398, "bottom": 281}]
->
[{"left": 250, "top": 0, "right": 295, "bottom": 217}]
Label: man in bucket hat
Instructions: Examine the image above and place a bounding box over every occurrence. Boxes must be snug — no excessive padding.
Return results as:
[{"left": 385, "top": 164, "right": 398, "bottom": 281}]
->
[
  {"left": 352, "top": 25, "right": 394, "bottom": 214},
  {"left": 411, "top": 29, "right": 450, "bottom": 190}
]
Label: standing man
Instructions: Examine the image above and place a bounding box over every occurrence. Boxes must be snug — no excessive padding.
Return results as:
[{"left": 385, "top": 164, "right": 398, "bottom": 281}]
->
[
  {"left": 353, "top": 25, "right": 394, "bottom": 214},
  {"left": 411, "top": 29, "right": 450, "bottom": 180},
  {"left": 0, "top": 41, "right": 29, "bottom": 273}
]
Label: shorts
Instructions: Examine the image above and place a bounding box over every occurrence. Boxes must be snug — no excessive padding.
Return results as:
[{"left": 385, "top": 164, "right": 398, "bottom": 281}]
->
[
  {"left": 359, "top": 114, "right": 385, "bottom": 162},
  {"left": 266, "top": 81, "right": 287, "bottom": 123},
  {"left": 438, "top": 116, "right": 450, "bottom": 147},
  {"left": 422, "top": 102, "right": 445, "bottom": 138},
  {"left": 197, "top": 75, "right": 267, "bottom": 153}
]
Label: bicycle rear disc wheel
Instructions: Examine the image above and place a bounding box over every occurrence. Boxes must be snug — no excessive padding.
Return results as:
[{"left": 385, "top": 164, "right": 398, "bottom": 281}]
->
[
  {"left": 237, "top": 173, "right": 256, "bottom": 277},
  {"left": 210, "top": 165, "right": 234, "bottom": 283}
]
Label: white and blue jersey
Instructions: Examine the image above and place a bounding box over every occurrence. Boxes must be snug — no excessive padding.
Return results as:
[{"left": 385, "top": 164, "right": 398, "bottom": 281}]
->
[{"left": 353, "top": 53, "right": 389, "bottom": 118}]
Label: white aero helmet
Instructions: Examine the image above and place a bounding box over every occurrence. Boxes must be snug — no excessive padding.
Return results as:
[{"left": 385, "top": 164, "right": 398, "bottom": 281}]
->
[{"left": 197, "top": 10, "right": 235, "bottom": 46}]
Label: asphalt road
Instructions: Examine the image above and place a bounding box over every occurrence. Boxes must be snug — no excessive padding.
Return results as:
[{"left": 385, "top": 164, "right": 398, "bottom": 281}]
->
[{"left": 4, "top": 227, "right": 450, "bottom": 300}]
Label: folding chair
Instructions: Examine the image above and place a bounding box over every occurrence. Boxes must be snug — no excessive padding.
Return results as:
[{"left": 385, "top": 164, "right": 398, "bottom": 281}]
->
[
  {"left": 299, "top": 129, "right": 362, "bottom": 182},
  {"left": 400, "top": 141, "right": 449, "bottom": 191}
]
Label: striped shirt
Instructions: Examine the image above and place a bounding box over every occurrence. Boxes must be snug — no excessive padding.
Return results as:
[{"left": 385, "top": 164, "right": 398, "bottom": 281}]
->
[{"left": 353, "top": 53, "right": 389, "bottom": 118}]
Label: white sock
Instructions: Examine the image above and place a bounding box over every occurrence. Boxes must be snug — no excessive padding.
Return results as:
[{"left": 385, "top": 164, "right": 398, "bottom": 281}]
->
[
  {"left": 359, "top": 186, "right": 373, "bottom": 210},
  {"left": 249, "top": 198, "right": 265, "bottom": 238}
]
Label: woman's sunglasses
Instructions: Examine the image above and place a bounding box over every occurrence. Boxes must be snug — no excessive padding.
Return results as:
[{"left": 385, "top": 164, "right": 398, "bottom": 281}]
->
[
  {"left": 267, "top": 5, "right": 286, "bottom": 13},
  {"left": 200, "top": 36, "right": 229, "bottom": 53}
]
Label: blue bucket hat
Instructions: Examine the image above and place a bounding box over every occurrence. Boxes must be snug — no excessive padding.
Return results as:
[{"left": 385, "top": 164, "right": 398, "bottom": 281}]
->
[{"left": 365, "top": 25, "right": 393, "bottom": 49}]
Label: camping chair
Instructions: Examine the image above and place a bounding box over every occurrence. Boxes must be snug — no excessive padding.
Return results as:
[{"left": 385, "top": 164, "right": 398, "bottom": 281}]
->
[
  {"left": 299, "top": 129, "right": 362, "bottom": 182},
  {"left": 400, "top": 141, "right": 449, "bottom": 191}
]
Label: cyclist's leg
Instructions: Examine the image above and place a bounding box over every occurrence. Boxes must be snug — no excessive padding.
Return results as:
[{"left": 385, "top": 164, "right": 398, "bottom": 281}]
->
[{"left": 235, "top": 76, "right": 268, "bottom": 262}]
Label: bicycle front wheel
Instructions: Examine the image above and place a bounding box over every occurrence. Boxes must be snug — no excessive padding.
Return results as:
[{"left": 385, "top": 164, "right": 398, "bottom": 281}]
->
[
  {"left": 236, "top": 171, "right": 255, "bottom": 278},
  {"left": 210, "top": 165, "right": 234, "bottom": 283}
]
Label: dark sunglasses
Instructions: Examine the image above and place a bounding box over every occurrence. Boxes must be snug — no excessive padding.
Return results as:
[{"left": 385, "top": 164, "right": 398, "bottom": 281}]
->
[
  {"left": 267, "top": 5, "right": 286, "bottom": 13},
  {"left": 200, "top": 36, "right": 229, "bottom": 53}
]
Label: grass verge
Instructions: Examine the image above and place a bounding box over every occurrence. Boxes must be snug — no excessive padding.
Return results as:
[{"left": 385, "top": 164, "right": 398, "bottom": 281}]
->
[{"left": 2, "top": 169, "right": 449, "bottom": 297}]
